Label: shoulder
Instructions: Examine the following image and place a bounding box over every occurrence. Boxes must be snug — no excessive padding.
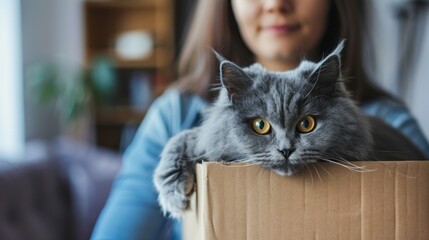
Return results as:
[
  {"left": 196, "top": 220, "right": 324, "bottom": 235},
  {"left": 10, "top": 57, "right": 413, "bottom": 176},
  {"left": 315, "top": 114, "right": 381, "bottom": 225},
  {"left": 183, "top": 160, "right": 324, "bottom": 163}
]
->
[
  {"left": 156, "top": 88, "right": 207, "bottom": 109},
  {"left": 121, "top": 88, "right": 208, "bottom": 169},
  {"left": 149, "top": 88, "right": 208, "bottom": 135},
  {"left": 360, "top": 98, "right": 410, "bottom": 128},
  {"left": 361, "top": 97, "right": 429, "bottom": 158}
]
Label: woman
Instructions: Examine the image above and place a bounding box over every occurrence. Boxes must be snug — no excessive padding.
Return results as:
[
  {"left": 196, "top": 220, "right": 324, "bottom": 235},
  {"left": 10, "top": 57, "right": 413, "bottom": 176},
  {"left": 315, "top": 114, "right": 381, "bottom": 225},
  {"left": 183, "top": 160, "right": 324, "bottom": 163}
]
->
[{"left": 92, "top": 0, "right": 429, "bottom": 239}]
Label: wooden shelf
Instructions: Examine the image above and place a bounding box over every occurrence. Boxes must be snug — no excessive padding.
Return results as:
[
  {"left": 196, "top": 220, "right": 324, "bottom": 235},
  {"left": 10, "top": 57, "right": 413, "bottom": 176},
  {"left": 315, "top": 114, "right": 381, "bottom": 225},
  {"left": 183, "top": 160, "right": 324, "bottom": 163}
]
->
[
  {"left": 96, "top": 105, "right": 148, "bottom": 125},
  {"left": 84, "top": 0, "right": 174, "bottom": 66},
  {"left": 86, "top": 47, "right": 173, "bottom": 69},
  {"left": 84, "top": 0, "right": 175, "bottom": 150}
]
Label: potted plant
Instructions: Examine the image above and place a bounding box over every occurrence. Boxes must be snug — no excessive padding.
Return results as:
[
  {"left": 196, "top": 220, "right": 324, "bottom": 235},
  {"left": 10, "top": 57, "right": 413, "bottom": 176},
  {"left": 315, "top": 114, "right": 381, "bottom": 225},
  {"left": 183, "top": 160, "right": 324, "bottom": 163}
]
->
[{"left": 26, "top": 57, "right": 116, "bottom": 142}]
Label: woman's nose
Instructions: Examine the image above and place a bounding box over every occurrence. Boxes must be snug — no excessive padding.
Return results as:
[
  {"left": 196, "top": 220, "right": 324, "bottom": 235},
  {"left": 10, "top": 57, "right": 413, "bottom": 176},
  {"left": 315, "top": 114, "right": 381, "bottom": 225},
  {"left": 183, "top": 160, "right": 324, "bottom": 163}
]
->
[{"left": 262, "top": 0, "right": 292, "bottom": 13}]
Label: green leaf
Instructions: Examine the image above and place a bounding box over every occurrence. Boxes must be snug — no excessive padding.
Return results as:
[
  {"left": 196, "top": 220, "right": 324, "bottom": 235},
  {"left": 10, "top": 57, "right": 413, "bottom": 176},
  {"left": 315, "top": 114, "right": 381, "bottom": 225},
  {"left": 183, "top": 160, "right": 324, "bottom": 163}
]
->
[
  {"left": 90, "top": 57, "right": 116, "bottom": 103},
  {"left": 27, "top": 63, "right": 61, "bottom": 103}
]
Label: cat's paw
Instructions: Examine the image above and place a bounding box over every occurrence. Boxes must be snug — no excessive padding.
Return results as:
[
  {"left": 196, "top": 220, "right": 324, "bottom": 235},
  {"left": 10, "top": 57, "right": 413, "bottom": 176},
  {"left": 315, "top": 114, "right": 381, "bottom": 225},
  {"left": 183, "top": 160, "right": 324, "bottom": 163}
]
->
[
  {"left": 154, "top": 129, "right": 199, "bottom": 218},
  {"left": 157, "top": 186, "right": 192, "bottom": 218},
  {"left": 154, "top": 164, "right": 195, "bottom": 219}
]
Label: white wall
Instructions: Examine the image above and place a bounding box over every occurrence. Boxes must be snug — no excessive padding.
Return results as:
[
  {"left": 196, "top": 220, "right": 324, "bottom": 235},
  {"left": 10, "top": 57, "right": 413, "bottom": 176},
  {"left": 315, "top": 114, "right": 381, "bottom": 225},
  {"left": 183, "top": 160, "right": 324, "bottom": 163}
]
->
[
  {"left": 0, "top": 0, "right": 25, "bottom": 158},
  {"left": 21, "top": 0, "right": 84, "bottom": 140},
  {"left": 408, "top": 18, "right": 429, "bottom": 140},
  {"left": 368, "top": 0, "right": 429, "bottom": 140}
]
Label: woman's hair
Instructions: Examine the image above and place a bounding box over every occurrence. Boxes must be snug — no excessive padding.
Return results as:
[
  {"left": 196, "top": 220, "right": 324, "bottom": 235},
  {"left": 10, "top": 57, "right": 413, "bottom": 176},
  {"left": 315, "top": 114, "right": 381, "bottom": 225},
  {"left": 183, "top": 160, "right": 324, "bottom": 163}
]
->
[{"left": 175, "top": 0, "right": 388, "bottom": 103}]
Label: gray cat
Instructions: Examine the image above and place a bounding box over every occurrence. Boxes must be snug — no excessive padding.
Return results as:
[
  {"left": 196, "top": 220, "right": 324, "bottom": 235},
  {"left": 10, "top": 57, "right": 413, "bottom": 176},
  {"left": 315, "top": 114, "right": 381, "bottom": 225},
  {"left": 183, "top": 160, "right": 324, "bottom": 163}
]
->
[{"left": 153, "top": 42, "right": 425, "bottom": 218}]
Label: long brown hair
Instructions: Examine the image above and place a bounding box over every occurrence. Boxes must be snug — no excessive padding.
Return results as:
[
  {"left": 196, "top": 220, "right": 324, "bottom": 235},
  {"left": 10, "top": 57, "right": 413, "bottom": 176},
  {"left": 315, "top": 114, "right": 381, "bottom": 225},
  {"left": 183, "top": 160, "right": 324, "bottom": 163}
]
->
[{"left": 175, "top": 0, "right": 388, "bottom": 104}]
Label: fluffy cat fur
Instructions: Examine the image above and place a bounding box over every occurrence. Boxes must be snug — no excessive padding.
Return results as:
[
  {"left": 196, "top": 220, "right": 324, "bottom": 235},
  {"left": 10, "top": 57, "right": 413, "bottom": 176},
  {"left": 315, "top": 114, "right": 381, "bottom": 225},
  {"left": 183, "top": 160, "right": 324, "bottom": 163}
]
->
[{"left": 153, "top": 41, "right": 425, "bottom": 218}]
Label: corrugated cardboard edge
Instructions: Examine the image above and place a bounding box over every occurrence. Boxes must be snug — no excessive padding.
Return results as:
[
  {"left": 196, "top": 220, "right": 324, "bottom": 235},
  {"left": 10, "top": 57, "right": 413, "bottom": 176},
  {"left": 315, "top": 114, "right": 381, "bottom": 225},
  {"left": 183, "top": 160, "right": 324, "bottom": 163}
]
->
[
  {"left": 183, "top": 161, "right": 429, "bottom": 240},
  {"left": 183, "top": 163, "right": 208, "bottom": 240}
]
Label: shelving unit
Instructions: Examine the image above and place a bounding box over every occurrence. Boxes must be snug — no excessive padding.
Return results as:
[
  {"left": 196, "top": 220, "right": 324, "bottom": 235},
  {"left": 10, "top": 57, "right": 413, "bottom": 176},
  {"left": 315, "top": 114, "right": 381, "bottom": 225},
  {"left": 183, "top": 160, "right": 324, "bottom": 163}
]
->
[{"left": 83, "top": 0, "right": 175, "bottom": 150}]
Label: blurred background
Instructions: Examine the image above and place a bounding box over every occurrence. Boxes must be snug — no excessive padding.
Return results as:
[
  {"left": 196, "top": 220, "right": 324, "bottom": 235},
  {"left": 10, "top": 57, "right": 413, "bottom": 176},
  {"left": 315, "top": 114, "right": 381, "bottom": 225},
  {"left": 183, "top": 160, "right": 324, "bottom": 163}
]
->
[
  {"left": 1, "top": 0, "right": 429, "bottom": 157},
  {"left": 2, "top": 0, "right": 198, "bottom": 157},
  {"left": 1, "top": 0, "right": 196, "bottom": 239},
  {"left": 0, "top": 0, "right": 428, "bottom": 239}
]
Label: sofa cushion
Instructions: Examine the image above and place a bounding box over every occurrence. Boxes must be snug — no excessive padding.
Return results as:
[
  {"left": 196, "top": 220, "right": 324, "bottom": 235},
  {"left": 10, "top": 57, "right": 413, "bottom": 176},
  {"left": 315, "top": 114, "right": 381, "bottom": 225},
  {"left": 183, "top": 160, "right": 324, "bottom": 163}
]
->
[
  {"left": 0, "top": 137, "right": 122, "bottom": 240},
  {"left": 51, "top": 137, "right": 122, "bottom": 240},
  {"left": 0, "top": 156, "right": 72, "bottom": 240}
]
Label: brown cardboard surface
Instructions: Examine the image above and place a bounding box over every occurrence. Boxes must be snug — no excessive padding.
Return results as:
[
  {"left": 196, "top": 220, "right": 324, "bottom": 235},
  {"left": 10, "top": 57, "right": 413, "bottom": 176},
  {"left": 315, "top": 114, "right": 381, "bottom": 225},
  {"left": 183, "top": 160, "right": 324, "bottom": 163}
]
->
[{"left": 183, "top": 161, "right": 429, "bottom": 240}]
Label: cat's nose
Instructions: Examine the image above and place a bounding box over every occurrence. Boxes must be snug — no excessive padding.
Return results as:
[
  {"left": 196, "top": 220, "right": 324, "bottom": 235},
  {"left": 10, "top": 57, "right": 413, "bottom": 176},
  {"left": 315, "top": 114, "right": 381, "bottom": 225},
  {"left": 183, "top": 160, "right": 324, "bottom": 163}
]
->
[{"left": 278, "top": 148, "right": 295, "bottom": 159}]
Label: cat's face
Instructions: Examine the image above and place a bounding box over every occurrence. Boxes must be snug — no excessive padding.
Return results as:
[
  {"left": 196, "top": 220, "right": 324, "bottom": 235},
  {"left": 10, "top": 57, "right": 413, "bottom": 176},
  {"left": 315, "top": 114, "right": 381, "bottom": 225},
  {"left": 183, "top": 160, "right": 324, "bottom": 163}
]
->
[{"left": 207, "top": 42, "right": 372, "bottom": 176}]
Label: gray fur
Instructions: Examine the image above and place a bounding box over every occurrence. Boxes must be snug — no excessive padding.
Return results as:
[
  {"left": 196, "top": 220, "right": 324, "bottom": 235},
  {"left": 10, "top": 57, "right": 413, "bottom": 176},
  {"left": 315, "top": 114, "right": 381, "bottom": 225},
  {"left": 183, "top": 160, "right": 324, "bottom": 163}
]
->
[{"left": 153, "top": 42, "right": 425, "bottom": 218}]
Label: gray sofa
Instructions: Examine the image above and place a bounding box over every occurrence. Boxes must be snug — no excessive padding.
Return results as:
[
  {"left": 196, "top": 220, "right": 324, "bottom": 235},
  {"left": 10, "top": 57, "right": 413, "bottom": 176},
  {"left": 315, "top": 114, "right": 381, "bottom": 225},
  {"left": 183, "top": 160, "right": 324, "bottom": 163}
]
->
[{"left": 0, "top": 138, "right": 122, "bottom": 240}]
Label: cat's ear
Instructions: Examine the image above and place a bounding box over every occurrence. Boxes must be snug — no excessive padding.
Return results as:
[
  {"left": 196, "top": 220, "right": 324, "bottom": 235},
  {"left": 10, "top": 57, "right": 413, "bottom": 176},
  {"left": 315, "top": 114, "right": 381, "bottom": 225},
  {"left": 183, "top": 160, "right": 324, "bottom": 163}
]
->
[
  {"left": 308, "top": 40, "right": 344, "bottom": 95},
  {"left": 215, "top": 55, "right": 253, "bottom": 98},
  {"left": 219, "top": 60, "right": 253, "bottom": 96},
  {"left": 212, "top": 49, "right": 253, "bottom": 97}
]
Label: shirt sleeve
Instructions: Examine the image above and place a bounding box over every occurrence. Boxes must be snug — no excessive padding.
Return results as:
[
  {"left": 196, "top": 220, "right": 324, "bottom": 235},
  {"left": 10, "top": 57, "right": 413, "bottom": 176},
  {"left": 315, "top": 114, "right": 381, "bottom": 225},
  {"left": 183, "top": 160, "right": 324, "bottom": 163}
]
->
[
  {"left": 91, "top": 89, "right": 203, "bottom": 240},
  {"left": 361, "top": 98, "right": 429, "bottom": 159}
]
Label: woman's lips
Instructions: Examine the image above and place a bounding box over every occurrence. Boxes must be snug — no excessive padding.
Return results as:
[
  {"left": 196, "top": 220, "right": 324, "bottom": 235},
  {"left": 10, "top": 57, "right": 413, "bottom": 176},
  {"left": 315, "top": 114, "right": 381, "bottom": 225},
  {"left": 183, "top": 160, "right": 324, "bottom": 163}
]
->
[{"left": 263, "top": 24, "right": 301, "bottom": 35}]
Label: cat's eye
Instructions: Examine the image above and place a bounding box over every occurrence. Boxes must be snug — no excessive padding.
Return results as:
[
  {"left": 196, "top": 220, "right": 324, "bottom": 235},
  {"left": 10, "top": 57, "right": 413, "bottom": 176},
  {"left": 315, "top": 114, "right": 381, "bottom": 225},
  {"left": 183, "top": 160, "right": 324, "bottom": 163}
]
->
[
  {"left": 297, "top": 115, "right": 316, "bottom": 133},
  {"left": 252, "top": 118, "right": 271, "bottom": 135}
]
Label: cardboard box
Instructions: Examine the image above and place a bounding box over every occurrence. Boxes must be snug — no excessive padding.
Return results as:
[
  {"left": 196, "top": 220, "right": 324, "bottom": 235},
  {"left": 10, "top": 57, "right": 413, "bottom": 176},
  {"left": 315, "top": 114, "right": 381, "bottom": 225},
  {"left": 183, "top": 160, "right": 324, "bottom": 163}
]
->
[{"left": 183, "top": 161, "right": 429, "bottom": 240}]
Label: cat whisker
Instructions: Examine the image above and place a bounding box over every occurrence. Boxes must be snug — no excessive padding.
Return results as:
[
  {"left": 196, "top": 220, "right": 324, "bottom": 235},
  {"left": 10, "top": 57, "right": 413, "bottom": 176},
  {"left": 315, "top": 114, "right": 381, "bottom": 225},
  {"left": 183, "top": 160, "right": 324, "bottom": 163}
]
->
[
  {"left": 314, "top": 161, "right": 333, "bottom": 177},
  {"left": 311, "top": 163, "right": 323, "bottom": 183},
  {"left": 329, "top": 157, "right": 368, "bottom": 170},
  {"left": 256, "top": 167, "right": 270, "bottom": 186},
  {"left": 326, "top": 157, "right": 372, "bottom": 171},
  {"left": 353, "top": 157, "right": 414, "bottom": 178},
  {"left": 303, "top": 162, "right": 314, "bottom": 187},
  {"left": 317, "top": 157, "right": 374, "bottom": 173},
  {"left": 307, "top": 152, "right": 367, "bottom": 169},
  {"left": 303, "top": 153, "right": 332, "bottom": 177}
]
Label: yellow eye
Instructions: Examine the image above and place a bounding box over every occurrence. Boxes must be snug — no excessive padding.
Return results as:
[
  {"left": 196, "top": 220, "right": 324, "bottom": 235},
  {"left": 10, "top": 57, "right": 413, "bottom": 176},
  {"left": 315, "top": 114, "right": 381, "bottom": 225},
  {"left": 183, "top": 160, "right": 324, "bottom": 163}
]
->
[
  {"left": 252, "top": 118, "right": 271, "bottom": 135},
  {"left": 297, "top": 115, "right": 316, "bottom": 133}
]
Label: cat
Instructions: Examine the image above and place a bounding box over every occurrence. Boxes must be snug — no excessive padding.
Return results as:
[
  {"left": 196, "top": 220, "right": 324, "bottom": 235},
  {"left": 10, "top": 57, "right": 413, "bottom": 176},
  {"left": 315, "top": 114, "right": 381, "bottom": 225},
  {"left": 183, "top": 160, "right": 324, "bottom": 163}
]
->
[{"left": 153, "top": 41, "right": 426, "bottom": 218}]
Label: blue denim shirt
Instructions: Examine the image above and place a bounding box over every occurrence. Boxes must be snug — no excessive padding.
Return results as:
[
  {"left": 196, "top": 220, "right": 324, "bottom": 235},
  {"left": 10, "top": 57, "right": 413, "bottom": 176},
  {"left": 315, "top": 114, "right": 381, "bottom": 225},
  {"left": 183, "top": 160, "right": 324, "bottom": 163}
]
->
[{"left": 91, "top": 89, "right": 429, "bottom": 240}]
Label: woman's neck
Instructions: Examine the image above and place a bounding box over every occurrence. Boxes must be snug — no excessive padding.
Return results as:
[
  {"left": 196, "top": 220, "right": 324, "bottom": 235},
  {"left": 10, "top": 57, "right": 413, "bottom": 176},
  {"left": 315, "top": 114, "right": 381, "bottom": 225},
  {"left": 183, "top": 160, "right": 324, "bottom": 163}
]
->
[
  {"left": 257, "top": 50, "right": 321, "bottom": 72},
  {"left": 257, "top": 58, "right": 299, "bottom": 72}
]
